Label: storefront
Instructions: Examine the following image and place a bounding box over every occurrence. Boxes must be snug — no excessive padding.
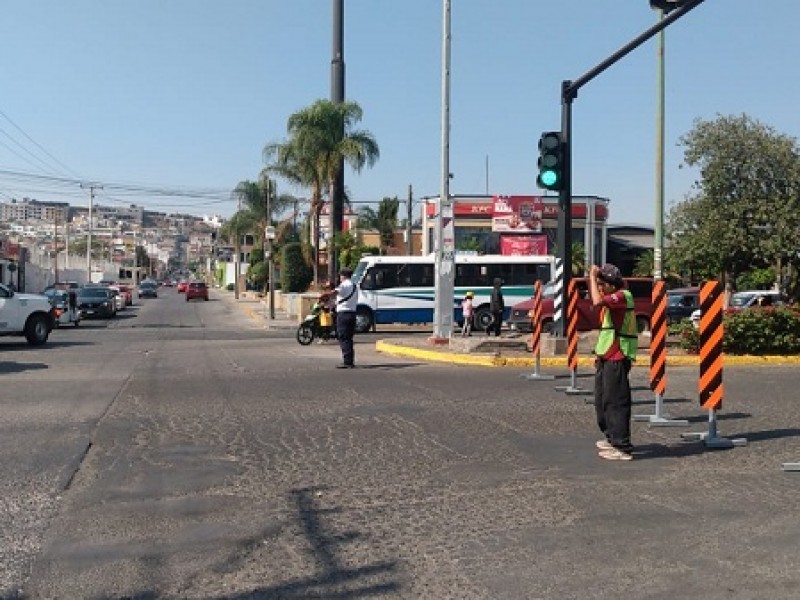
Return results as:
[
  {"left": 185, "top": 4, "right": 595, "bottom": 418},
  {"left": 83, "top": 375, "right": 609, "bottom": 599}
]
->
[{"left": 422, "top": 194, "right": 610, "bottom": 267}]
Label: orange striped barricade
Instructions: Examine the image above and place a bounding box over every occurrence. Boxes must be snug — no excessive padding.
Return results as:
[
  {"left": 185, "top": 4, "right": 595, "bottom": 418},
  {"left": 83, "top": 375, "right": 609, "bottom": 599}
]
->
[
  {"left": 521, "top": 281, "right": 555, "bottom": 381},
  {"left": 680, "top": 281, "right": 747, "bottom": 449},
  {"left": 633, "top": 280, "right": 687, "bottom": 426},
  {"left": 554, "top": 279, "right": 589, "bottom": 395}
]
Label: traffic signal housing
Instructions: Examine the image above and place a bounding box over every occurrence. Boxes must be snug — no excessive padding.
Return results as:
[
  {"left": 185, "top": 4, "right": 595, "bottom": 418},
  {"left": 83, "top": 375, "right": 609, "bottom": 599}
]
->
[{"left": 537, "top": 131, "right": 563, "bottom": 192}]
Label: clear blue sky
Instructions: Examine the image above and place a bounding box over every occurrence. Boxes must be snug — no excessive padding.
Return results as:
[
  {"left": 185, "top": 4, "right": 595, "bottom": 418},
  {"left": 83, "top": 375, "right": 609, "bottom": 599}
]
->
[{"left": 1, "top": 0, "right": 797, "bottom": 226}]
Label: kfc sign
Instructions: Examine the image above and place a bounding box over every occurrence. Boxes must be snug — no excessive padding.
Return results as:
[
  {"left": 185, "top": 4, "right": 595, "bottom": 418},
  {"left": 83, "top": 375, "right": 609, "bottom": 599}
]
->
[{"left": 492, "top": 195, "right": 543, "bottom": 233}]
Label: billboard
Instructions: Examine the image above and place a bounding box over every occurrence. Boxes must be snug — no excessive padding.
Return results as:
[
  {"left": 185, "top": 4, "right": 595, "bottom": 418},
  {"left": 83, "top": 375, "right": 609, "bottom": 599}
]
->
[{"left": 492, "top": 195, "right": 543, "bottom": 233}]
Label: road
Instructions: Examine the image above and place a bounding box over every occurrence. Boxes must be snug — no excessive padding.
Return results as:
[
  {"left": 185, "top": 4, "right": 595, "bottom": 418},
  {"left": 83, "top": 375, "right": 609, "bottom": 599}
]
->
[{"left": 1, "top": 287, "right": 799, "bottom": 598}]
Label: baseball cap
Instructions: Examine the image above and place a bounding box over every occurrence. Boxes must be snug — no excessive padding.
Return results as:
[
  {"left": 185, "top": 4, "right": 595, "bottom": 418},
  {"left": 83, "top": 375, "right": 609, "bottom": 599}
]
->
[{"left": 597, "top": 263, "right": 623, "bottom": 287}]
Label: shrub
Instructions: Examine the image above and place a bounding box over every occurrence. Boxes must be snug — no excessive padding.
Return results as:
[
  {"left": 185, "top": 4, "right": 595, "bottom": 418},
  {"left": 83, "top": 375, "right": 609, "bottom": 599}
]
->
[
  {"left": 668, "top": 308, "right": 800, "bottom": 355},
  {"left": 281, "top": 242, "right": 313, "bottom": 293},
  {"left": 724, "top": 308, "right": 800, "bottom": 355},
  {"left": 225, "top": 283, "right": 235, "bottom": 291}
]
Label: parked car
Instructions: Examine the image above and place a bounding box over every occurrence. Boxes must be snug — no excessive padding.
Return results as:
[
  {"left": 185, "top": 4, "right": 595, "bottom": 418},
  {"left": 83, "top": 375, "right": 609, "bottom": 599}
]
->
[
  {"left": 138, "top": 281, "right": 159, "bottom": 298},
  {"left": 508, "top": 277, "right": 654, "bottom": 334},
  {"left": 107, "top": 286, "right": 126, "bottom": 311},
  {"left": 77, "top": 286, "right": 117, "bottom": 319},
  {"left": 176, "top": 280, "right": 188, "bottom": 293},
  {"left": 666, "top": 287, "right": 701, "bottom": 325},
  {"left": 727, "top": 290, "right": 785, "bottom": 312},
  {"left": 185, "top": 281, "right": 209, "bottom": 302},
  {"left": 115, "top": 284, "right": 134, "bottom": 306},
  {"left": 689, "top": 289, "right": 787, "bottom": 329}
]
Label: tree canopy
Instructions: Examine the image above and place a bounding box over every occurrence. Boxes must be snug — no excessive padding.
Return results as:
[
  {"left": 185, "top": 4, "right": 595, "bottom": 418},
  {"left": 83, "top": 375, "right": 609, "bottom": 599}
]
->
[{"left": 667, "top": 114, "right": 800, "bottom": 294}]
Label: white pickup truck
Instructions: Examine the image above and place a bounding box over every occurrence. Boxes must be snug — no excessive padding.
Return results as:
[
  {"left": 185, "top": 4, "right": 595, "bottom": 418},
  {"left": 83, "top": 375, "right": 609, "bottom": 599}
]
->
[{"left": 0, "top": 283, "right": 56, "bottom": 345}]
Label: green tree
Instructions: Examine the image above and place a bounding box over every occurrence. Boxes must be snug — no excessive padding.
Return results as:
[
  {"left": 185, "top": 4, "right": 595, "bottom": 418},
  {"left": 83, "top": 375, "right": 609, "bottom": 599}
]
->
[
  {"left": 357, "top": 197, "right": 400, "bottom": 251},
  {"left": 669, "top": 114, "right": 800, "bottom": 294}
]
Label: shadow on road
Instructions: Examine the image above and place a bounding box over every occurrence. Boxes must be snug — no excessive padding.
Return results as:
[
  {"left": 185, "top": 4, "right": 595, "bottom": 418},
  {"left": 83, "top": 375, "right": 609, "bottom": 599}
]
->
[
  {"left": 0, "top": 361, "right": 48, "bottom": 375},
  {"left": 219, "top": 486, "right": 401, "bottom": 599}
]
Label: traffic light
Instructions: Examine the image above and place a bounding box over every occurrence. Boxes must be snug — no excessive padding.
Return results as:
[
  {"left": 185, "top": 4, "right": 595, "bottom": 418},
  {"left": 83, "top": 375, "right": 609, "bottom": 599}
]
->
[{"left": 537, "top": 131, "right": 563, "bottom": 191}]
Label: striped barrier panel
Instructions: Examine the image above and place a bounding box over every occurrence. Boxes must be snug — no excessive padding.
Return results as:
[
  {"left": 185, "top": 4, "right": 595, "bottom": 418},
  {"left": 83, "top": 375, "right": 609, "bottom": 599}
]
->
[
  {"left": 681, "top": 280, "right": 746, "bottom": 448},
  {"left": 634, "top": 280, "right": 687, "bottom": 425},
  {"left": 522, "top": 280, "right": 554, "bottom": 380},
  {"left": 699, "top": 280, "right": 724, "bottom": 411},
  {"left": 566, "top": 278, "right": 579, "bottom": 373},
  {"left": 555, "top": 278, "right": 588, "bottom": 394}
]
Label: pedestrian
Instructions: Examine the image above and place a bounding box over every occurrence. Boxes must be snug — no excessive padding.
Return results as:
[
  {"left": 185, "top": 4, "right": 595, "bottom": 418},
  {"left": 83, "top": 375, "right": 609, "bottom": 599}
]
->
[
  {"left": 487, "top": 277, "right": 504, "bottom": 337},
  {"left": 334, "top": 267, "right": 358, "bottom": 368},
  {"left": 461, "top": 291, "right": 475, "bottom": 337},
  {"left": 68, "top": 289, "right": 78, "bottom": 322},
  {"left": 589, "top": 263, "right": 638, "bottom": 461}
]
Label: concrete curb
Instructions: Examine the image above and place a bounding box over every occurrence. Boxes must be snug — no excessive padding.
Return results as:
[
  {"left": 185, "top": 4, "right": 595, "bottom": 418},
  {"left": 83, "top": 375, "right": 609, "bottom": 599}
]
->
[{"left": 375, "top": 340, "right": 800, "bottom": 368}]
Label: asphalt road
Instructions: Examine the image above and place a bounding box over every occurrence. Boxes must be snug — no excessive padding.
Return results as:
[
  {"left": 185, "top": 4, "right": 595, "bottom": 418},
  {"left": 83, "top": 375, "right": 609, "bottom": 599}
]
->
[{"left": 1, "top": 287, "right": 799, "bottom": 599}]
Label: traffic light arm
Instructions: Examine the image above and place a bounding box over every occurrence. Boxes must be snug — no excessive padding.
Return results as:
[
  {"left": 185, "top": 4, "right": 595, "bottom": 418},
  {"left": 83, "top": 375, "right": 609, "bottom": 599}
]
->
[{"left": 564, "top": 0, "right": 705, "bottom": 101}]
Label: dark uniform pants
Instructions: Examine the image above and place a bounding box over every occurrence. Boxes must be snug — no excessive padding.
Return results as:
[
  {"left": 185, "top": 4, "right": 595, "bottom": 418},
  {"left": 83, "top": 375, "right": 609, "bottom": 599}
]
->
[
  {"left": 594, "top": 358, "right": 633, "bottom": 450},
  {"left": 336, "top": 311, "right": 356, "bottom": 366}
]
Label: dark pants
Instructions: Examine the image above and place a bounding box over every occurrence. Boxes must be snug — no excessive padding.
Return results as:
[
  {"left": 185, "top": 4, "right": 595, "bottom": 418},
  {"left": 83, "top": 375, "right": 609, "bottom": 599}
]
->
[
  {"left": 336, "top": 311, "right": 356, "bottom": 366},
  {"left": 594, "top": 358, "right": 633, "bottom": 450},
  {"left": 487, "top": 311, "right": 503, "bottom": 336}
]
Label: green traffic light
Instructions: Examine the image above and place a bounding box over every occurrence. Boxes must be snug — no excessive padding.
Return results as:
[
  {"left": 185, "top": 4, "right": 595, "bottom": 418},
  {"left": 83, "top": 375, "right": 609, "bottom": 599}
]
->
[{"left": 540, "top": 170, "right": 558, "bottom": 187}]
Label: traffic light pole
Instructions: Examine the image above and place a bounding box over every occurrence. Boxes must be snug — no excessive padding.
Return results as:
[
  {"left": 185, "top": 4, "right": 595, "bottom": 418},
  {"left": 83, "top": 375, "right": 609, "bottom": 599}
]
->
[{"left": 553, "top": 0, "right": 705, "bottom": 337}]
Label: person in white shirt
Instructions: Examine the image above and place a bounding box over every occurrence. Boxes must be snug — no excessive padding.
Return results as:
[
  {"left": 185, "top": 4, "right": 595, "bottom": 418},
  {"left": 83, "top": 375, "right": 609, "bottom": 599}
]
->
[{"left": 334, "top": 267, "right": 358, "bottom": 368}]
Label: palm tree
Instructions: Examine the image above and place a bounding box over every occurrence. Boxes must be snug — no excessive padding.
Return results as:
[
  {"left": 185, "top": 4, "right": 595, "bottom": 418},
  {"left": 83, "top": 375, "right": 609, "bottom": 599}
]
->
[
  {"left": 234, "top": 178, "right": 294, "bottom": 257},
  {"left": 218, "top": 208, "right": 251, "bottom": 299},
  {"left": 285, "top": 99, "right": 380, "bottom": 283},
  {"left": 263, "top": 137, "right": 326, "bottom": 284},
  {"left": 357, "top": 197, "right": 400, "bottom": 252}
]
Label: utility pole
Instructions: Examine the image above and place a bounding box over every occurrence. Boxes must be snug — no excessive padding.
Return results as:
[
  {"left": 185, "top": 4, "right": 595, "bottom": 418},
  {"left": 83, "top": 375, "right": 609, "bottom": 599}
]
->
[
  {"left": 329, "top": 0, "right": 345, "bottom": 283},
  {"left": 265, "top": 180, "right": 276, "bottom": 320},
  {"left": 406, "top": 184, "right": 413, "bottom": 255},
  {"left": 432, "top": 0, "right": 455, "bottom": 342},
  {"left": 54, "top": 209, "right": 59, "bottom": 284},
  {"left": 80, "top": 183, "right": 102, "bottom": 284}
]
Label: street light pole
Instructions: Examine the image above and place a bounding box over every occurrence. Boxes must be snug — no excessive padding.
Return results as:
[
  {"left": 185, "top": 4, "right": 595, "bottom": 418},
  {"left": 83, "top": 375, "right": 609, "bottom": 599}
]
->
[
  {"left": 81, "top": 183, "right": 102, "bottom": 284},
  {"left": 654, "top": 7, "right": 666, "bottom": 281},
  {"left": 432, "top": 0, "right": 454, "bottom": 342}
]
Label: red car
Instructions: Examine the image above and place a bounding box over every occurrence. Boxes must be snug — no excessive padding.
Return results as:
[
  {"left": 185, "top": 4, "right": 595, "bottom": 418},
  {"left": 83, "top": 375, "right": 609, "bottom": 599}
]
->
[
  {"left": 185, "top": 281, "right": 209, "bottom": 302},
  {"left": 508, "top": 277, "right": 654, "bottom": 334},
  {"left": 176, "top": 280, "right": 188, "bottom": 293}
]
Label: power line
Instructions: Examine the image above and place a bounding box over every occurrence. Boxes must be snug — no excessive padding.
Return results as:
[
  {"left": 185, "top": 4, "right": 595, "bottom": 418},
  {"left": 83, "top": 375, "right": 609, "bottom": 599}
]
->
[{"left": 0, "top": 108, "right": 82, "bottom": 178}]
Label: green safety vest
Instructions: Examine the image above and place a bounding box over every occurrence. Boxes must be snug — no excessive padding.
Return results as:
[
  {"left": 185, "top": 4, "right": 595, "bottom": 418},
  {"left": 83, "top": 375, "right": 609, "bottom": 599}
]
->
[{"left": 594, "top": 289, "right": 638, "bottom": 361}]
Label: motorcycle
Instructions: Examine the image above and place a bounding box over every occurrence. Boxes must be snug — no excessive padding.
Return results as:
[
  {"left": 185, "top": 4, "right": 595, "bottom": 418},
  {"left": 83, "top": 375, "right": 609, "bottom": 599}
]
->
[{"left": 296, "top": 305, "right": 336, "bottom": 345}]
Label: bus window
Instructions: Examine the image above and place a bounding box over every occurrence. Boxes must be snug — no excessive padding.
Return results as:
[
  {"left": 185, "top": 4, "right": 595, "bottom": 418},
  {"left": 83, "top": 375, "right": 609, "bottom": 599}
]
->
[
  {"left": 456, "top": 264, "right": 481, "bottom": 288},
  {"left": 406, "top": 264, "right": 434, "bottom": 287},
  {"left": 372, "top": 265, "right": 398, "bottom": 290}
]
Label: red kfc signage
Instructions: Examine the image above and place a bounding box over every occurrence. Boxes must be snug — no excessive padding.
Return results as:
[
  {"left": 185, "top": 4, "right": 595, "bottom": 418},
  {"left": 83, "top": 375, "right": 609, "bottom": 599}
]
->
[{"left": 500, "top": 235, "right": 549, "bottom": 256}]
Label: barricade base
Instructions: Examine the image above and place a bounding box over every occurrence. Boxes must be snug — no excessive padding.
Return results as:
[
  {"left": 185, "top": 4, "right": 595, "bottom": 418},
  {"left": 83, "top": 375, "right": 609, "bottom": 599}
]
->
[
  {"left": 554, "top": 386, "right": 590, "bottom": 395},
  {"left": 781, "top": 462, "right": 800, "bottom": 472},
  {"left": 633, "top": 414, "right": 689, "bottom": 426},
  {"left": 680, "top": 431, "right": 748, "bottom": 448},
  {"left": 521, "top": 373, "right": 555, "bottom": 381}
]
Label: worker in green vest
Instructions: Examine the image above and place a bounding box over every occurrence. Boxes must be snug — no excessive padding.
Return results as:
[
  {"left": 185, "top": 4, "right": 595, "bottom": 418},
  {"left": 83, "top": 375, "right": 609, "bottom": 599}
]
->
[{"left": 589, "top": 263, "right": 638, "bottom": 461}]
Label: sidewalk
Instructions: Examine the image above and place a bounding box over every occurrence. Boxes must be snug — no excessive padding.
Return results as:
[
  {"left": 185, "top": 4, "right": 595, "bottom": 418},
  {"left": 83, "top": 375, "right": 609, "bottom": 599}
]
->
[{"left": 220, "top": 290, "right": 800, "bottom": 368}]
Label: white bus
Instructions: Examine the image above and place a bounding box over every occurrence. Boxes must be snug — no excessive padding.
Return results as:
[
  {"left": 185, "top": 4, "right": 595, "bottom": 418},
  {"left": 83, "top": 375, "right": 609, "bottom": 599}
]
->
[{"left": 351, "top": 254, "right": 554, "bottom": 333}]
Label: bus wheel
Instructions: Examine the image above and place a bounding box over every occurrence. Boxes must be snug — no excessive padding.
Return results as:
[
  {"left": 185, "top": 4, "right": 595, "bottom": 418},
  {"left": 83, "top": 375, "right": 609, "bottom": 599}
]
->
[
  {"left": 355, "top": 307, "right": 373, "bottom": 334},
  {"left": 474, "top": 307, "right": 493, "bottom": 332}
]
